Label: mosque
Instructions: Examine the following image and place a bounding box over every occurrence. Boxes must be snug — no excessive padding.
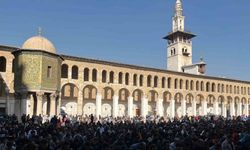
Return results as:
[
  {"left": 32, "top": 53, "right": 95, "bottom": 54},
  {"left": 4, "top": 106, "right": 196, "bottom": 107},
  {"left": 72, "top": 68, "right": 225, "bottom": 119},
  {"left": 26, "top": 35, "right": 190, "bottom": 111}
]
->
[{"left": 0, "top": 0, "right": 249, "bottom": 119}]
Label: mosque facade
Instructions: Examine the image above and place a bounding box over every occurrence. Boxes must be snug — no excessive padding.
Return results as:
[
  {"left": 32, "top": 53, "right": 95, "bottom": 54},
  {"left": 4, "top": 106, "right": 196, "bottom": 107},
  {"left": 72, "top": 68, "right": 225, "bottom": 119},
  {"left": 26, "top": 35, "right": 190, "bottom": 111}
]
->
[{"left": 0, "top": 0, "right": 249, "bottom": 118}]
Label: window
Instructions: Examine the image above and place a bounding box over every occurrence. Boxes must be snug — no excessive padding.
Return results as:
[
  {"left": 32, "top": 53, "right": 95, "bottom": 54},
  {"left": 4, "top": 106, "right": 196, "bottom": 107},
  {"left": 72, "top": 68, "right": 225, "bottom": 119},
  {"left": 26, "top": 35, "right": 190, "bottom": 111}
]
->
[
  {"left": 61, "top": 64, "right": 68, "bottom": 78},
  {"left": 154, "top": 76, "right": 158, "bottom": 87},
  {"left": 125, "top": 73, "right": 129, "bottom": 85},
  {"left": 72, "top": 66, "right": 78, "bottom": 79},
  {"left": 47, "top": 66, "right": 52, "bottom": 78},
  {"left": 147, "top": 75, "right": 152, "bottom": 87},
  {"left": 139, "top": 75, "right": 143, "bottom": 86},
  {"left": 162, "top": 77, "right": 166, "bottom": 88},
  {"left": 133, "top": 74, "right": 137, "bottom": 86},
  {"left": 92, "top": 69, "right": 97, "bottom": 82},
  {"left": 102, "top": 70, "right": 107, "bottom": 83},
  {"left": 119, "top": 72, "right": 123, "bottom": 84},
  {"left": 0, "top": 57, "right": 6, "bottom": 72},
  {"left": 84, "top": 68, "right": 89, "bottom": 81},
  {"left": 109, "top": 71, "right": 114, "bottom": 83}
]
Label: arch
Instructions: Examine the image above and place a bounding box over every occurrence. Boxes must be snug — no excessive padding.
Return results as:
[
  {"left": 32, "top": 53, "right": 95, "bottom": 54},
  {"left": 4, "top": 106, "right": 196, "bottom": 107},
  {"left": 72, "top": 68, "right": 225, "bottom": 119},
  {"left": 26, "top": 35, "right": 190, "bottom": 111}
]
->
[
  {"left": 196, "top": 94, "right": 204, "bottom": 104},
  {"left": 163, "top": 91, "right": 172, "bottom": 102},
  {"left": 196, "top": 81, "right": 199, "bottom": 91},
  {"left": 154, "top": 76, "right": 158, "bottom": 87},
  {"left": 200, "top": 81, "right": 204, "bottom": 91},
  {"left": 147, "top": 75, "right": 152, "bottom": 87},
  {"left": 139, "top": 75, "right": 143, "bottom": 86},
  {"left": 125, "top": 73, "right": 129, "bottom": 85},
  {"left": 132, "top": 89, "right": 143, "bottom": 102},
  {"left": 174, "top": 93, "right": 183, "bottom": 103},
  {"left": 133, "top": 74, "right": 137, "bottom": 86},
  {"left": 242, "top": 97, "right": 247, "bottom": 104},
  {"left": 227, "top": 96, "right": 233, "bottom": 103},
  {"left": 148, "top": 90, "right": 158, "bottom": 102},
  {"left": 174, "top": 79, "right": 178, "bottom": 89},
  {"left": 102, "top": 70, "right": 107, "bottom": 83},
  {"left": 118, "top": 72, "right": 123, "bottom": 84},
  {"left": 206, "top": 82, "right": 210, "bottom": 92},
  {"left": 71, "top": 65, "right": 78, "bottom": 79},
  {"left": 185, "top": 93, "right": 194, "bottom": 104},
  {"left": 102, "top": 87, "right": 114, "bottom": 100},
  {"left": 84, "top": 68, "right": 89, "bottom": 81},
  {"left": 167, "top": 77, "right": 171, "bottom": 89},
  {"left": 190, "top": 80, "right": 194, "bottom": 91},
  {"left": 212, "top": 83, "right": 216, "bottom": 92},
  {"left": 92, "top": 69, "right": 97, "bottom": 82},
  {"left": 61, "top": 64, "right": 68, "bottom": 78},
  {"left": 109, "top": 71, "right": 114, "bottom": 83},
  {"left": 83, "top": 85, "right": 97, "bottom": 100},
  {"left": 179, "top": 79, "right": 183, "bottom": 89},
  {"left": 0, "top": 57, "right": 6, "bottom": 72},
  {"left": 61, "top": 83, "right": 79, "bottom": 100},
  {"left": 218, "top": 95, "right": 225, "bottom": 104},
  {"left": 162, "top": 77, "right": 166, "bottom": 88},
  {"left": 207, "top": 95, "right": 215, "bottom": 104},
  {"left": 185, "top": 80, "right": 189, "bottom": 90},
  {"left": 119, "top": 88, "right": 130, "bottom": 101}
]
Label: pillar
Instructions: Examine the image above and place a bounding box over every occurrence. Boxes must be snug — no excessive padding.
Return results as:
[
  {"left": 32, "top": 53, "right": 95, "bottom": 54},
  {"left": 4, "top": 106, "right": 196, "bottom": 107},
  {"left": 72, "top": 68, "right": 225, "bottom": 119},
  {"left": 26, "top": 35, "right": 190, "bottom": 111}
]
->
[
  {"left": 202, "top": 100, "right": 207, "bottom": 116},
  {"left": 181, "top": 99, "right": 186, "bottom": 116},
  {"left": 57, "top": 93, "right": 62, "bottom": 115},
  {"left": 245, "top": 103, "right": 249, "bottom": 116},
  {"left": 50, "top": 93, "right": 57, "bottom": 116},
  {"left": 112, "top": 95, "right": 119, "bottom": 118},
  {"left": 170, "top": 100, "right": 175, "bottom": 118},
  {"left": 230, "top": 100, "right": 235, "bottom": 117},
  {"left": 213, "top": 100, "right": 219, "bottom": 115},
  {"left": 156, "top": 99, "right": 163, "bottom": 117},
  {"left": 95, "top": 93, "right": 102, "bottom": 119},
  {"left": 237, "top": 102, "right": 242, "bottom": 116},
  {"left": 141, "top": 96, "right": 148, "bottom": 119},
  {"left": 77, "top": 91, "right": 83, "bottom": 115},
  {"left": 128, "top": 96, "right": 133, "bottom": 118},
  {"left": 21, "top": 93, "right": 29, "bottom": 115},
  {"left": 222, "top": 102, "right": 227, "bottom": 117},
  {"left": 192, "top": 100, "right": 196, "bottom": 116},
  {"left": 36, "top": 92, "right": 43, "bottom": 116}
]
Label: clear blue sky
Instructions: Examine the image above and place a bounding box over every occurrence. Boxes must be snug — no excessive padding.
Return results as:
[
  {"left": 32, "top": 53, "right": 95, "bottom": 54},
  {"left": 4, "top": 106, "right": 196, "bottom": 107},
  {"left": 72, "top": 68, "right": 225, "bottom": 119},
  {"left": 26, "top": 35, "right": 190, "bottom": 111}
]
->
[{"left": 0, "top": 0, "right": 250, "bottom": 81}]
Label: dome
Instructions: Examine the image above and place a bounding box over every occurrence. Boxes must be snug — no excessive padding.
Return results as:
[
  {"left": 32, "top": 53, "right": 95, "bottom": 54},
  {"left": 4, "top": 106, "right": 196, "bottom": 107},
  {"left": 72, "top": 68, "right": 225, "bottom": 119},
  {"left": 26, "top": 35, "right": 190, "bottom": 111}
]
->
[{"left": 22, "top": 35, "right": 56, "bottom": 53}]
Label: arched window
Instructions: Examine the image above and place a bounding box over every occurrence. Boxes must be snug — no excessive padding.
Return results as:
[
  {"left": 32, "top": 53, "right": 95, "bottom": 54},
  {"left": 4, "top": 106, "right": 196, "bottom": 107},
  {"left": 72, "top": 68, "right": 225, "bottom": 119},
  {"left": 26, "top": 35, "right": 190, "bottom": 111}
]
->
[
  {"left": 190, "top": 80, "right": 194, "bottom": 91},
  {"left": 221, "top": 84, "right": 224, "bottom": 93},
  {"left": 0, "top": 57, "right": 6, "bottom": 72},
  {"left": 61, "top": 64, "right": 68, "bottom": 78},
  {"left": 154, "top": 76, "right": 158, "bottom": 87},
  {"left": 133, "top": 74, "right": 137, "bottom": 86},
  {"left": 118, "top": 72, "right": 123, "bottom": 84},
  {"left": 125, "top": 73, "right": 129, "bottom": 85},
  {"left": 226, "top": 85, "right": 229, "bottom": 93},
  {"left": 206, "top": 82, "right": 210, "bottom": 92},
  {"left": 71, "top": 66, "right": 78, "bottom": 79},
  {"left": 186, "top": 80, "right": 189, "bottom": 90},
  {"left": 102, "top": 70, "right": 107, "bottom": 83},
  {"left": 167, "top": 78, "right": 171, "bottom": 89},
  {"left": 92, "top": 69, "right": 97, "bottom": 82},
  {"left": 162, "top": 77, "right": 166, "bottom": 88},
  {"left": 109, "top": 71, "right": 114, "bottom": 83},
  {"left": 139, "top": 75, "right": 143, "bottom": 86},
  {"left": 212, "top": 83, "right": 215, "bottom": 92},
  {"left": 147, "top": 75, "right": 152, "bottom": 87},
  {"left": 84, "top": 68, "right": 89, "bottom": 81},
  {"left": 174, "top": 79, "right": 178, "bottom": 89},
  {"left": 179, "top": 79, "right": 183, "bottom": 89},
  {"left": 200, "top": 81, "right": 204, "bottom": 91},
  {"left": 218, "top": 84, "right": 221, "bottom": 93},
  {"left": 196, "top": 81, "right": 199, "bottom": 91}
]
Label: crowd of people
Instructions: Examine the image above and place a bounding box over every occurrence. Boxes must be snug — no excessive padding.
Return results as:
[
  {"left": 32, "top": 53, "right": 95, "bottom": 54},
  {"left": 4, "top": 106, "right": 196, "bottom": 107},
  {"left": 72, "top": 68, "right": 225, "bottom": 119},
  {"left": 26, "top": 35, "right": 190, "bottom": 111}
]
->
[{"left": 0, "top": 114, "right": 249, "bottom": 150}]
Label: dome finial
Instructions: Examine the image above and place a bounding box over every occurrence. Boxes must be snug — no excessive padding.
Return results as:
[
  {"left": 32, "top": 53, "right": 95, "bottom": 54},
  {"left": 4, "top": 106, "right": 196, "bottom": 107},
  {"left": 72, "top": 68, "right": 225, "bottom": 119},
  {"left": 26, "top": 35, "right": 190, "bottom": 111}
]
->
[{"left": 38, "top": 27, "right": 42, "bottom": 36}]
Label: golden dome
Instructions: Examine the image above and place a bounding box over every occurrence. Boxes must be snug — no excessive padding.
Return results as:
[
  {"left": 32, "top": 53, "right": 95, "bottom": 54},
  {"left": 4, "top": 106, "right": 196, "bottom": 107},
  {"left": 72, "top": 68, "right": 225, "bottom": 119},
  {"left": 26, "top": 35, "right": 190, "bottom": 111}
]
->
[{"left": 22, "top": 35, "right": 56, "bottom": 53}]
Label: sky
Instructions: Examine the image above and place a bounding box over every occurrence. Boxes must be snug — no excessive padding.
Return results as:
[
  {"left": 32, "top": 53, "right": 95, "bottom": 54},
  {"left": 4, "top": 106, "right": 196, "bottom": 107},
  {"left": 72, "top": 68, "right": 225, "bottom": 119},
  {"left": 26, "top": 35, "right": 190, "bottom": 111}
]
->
[{"left": 0, "top": 0, "right": 250, "bottom": 81}]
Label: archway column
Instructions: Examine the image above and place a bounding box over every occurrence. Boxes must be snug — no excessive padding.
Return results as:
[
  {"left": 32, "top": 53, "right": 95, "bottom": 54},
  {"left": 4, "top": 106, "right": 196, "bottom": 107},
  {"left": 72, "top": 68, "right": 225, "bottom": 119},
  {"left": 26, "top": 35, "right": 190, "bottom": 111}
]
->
[
  {"left": 237, "top": 102, "right": 242, "bottom": 116},
  {"left": 156, "top": 99, "right": 163, "bottom": 117},
  {"left": 192, "top": 100, "right": 196, "bottom": 116},
  {"left": 112, "top": 95, "right": 119, "bottom": 118},
  {"left": 57, "top": 93, "right": 62, "bottom": 115},
  {"left": 213, "top": 100, "right": 219, "bottom": 115},
  {"left": 222, "top": 102, "right": 227, "bottom": 117},
  {"left": 230, "top": 100, "right": 235, "bottom": 117},
  {"left": 20, "top": 92, "right": 29, "bottom": 115},
  {"left": 170, "top": 99, "right": 175, "bottom": 118},
  {"left": 49, "top": 93, "right": 57, "bottom": 116},
  {"left": 127, "top": 96, "right": 133, "bottom": 118},
  {"left": 202, "top": 100, "right": 207, "bottom": 116},
  {"left": 36, "top": 92, "right": 43, "bottom": 116},
  {"left": 181, "top": 99, "right": 186, "bottom": 116},
  {"left": 96, "top": 93, "right": 102, "bottom": 119},
  {"left": 141, "top": 95, "right": 148, "bottom": 118},
  {"left": 245, "top": 103, "right": 249, "bottom": 116},
  {"left": 77, "top": 91, "right": 83, "bottom": 115}
]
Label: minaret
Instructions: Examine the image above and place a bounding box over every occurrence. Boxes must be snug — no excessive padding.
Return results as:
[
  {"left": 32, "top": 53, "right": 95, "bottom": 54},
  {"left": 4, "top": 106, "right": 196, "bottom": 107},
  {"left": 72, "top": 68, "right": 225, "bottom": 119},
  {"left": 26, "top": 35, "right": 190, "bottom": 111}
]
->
[{"left": 164, "top": 0, "right": 196, "bottom": 72}]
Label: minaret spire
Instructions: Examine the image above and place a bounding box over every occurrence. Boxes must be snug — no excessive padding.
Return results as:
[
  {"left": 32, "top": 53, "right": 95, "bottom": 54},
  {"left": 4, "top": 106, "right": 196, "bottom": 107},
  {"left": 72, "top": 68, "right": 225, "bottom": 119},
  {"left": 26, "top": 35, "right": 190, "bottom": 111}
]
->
[{"left": 175, "top": 0, "right": 183, "bottom": 16}]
